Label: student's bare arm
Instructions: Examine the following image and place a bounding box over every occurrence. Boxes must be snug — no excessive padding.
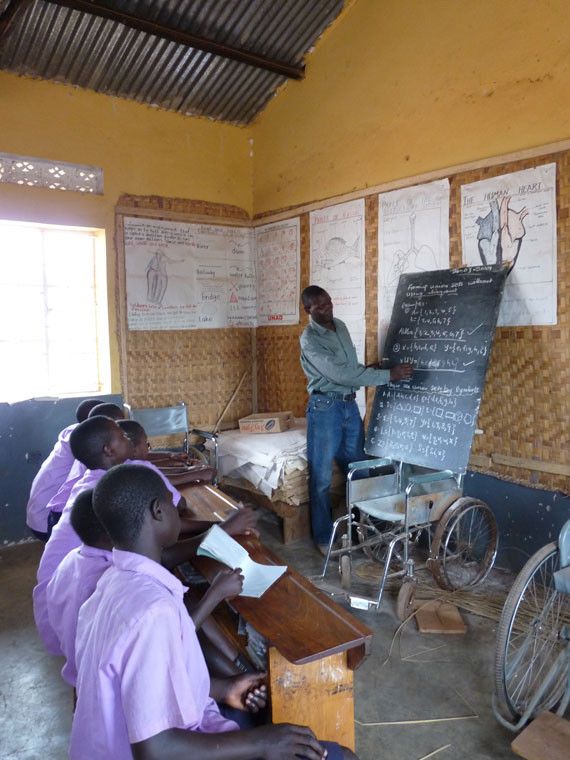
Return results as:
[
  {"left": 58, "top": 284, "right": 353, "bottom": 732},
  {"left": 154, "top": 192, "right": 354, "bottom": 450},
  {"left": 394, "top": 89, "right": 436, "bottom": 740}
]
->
[{"left": 131, "top": 724, "right": 327, "bottom": 760}]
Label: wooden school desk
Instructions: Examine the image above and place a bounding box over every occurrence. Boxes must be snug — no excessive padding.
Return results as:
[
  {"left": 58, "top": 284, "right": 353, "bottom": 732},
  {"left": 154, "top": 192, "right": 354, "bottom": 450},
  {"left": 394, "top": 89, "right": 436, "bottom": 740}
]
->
[{"left": 179, "top": 483, "right": 373, "bottom": 750}]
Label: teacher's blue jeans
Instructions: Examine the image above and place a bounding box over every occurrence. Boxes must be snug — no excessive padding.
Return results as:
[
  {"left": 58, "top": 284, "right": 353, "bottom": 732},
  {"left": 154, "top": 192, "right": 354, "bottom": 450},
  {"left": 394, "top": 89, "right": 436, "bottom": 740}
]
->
[{"left": 306, "top": 395, "right": 365, "bottom": 546}]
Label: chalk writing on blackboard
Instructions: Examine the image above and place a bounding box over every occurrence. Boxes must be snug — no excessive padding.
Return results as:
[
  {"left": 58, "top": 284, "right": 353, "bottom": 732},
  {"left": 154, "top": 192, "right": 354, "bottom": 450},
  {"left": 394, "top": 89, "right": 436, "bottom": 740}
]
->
[{"left": 366, "top": 265, "right": 507, "bottom": 473}]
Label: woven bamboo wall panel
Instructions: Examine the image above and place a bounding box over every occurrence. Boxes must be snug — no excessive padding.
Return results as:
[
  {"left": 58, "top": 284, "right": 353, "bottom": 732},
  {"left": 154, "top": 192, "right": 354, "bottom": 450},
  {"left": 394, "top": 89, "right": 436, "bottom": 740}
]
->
[
  {"left": 117, "top": 195, "right": 252, "bottom": 430},
  {"left": 255, "top": 150, "right": 570, "bottom": 492}
]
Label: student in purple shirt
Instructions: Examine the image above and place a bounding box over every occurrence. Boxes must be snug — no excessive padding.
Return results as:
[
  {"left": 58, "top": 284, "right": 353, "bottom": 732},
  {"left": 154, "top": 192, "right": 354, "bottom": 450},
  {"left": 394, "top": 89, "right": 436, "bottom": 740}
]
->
[
  {"left": 34, "top": 416, "right": 257, "bottom": 655},
  {"left": 46, "top": 488, "right": 244, "bottom": 688},
  {"left": 72, "top": 464, "right": 358, "bottom": 760},
  {"left": 26, "top": 397, "right": 101, "bottom": 540}
]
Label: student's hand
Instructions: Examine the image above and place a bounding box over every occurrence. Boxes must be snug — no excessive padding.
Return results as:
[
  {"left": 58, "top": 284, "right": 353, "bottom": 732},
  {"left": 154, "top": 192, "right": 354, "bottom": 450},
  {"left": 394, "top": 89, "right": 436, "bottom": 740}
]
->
[
  {"left": 390, "top": 363, "right": 414, "bottom": 381},
  {"left": 255, "top": 724, "right": 327, "bottom": 760},
  {"left": 209, "top": 567, "right": 244, "bottom": 602},
  {"left": 221, "top": 506, "right": 259, "bottom": 537},
  {"left": 222, "top": 672, "right": 268, "bottom": 712}
]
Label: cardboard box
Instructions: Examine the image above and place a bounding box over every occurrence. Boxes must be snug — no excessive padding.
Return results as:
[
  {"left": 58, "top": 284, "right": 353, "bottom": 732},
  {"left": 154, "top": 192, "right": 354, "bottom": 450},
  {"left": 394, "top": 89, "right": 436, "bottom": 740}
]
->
[{"left": 238, "top": 411, "right": 295, "bottom": 434}]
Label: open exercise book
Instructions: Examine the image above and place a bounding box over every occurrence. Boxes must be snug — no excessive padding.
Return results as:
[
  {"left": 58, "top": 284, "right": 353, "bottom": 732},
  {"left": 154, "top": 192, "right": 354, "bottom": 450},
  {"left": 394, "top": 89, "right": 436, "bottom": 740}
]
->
[{"left": 197, "top": 524, "right": 287, "bottom": 598}]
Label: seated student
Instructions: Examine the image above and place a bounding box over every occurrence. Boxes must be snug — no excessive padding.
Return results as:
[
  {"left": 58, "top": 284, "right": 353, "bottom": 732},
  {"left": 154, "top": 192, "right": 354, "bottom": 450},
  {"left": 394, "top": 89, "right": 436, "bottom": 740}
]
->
[
  {"left": 26, "top": 398, "right": 101, "bottom": 540},
  {"left": 46, "top": 488, "right": 244, "bottom": 688},
  {"left": 72, "top": 463, "right": 357, "bottom": 760},
  {"left": 87, "top": 402, "right": 125, "bottom": 421},
  {"left": 118, "top": 419, "right": 217, "bottom": 486},
  {"left": 34, "top": 416, "right": 256, "bottom": 655}
]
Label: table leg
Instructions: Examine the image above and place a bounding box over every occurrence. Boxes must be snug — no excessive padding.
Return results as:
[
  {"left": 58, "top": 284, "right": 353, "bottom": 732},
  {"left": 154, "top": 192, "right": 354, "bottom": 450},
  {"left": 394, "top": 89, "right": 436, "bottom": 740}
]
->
[{"left": 268, "top": 648, "right": 355, "bottom": 750}]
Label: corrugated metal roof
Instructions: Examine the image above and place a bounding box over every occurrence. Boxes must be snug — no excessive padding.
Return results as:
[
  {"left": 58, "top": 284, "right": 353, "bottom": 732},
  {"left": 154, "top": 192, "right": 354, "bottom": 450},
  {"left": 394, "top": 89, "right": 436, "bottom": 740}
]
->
[{"left": 0, "top": 0, "right": 346, "bottom": 124}]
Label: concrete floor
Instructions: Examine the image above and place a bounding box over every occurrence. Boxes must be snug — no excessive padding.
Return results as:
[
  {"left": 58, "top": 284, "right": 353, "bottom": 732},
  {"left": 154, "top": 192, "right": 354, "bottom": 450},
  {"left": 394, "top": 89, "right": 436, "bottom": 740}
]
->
[{"left": 1, "top": 507, "right": 520, "bottom": 760}]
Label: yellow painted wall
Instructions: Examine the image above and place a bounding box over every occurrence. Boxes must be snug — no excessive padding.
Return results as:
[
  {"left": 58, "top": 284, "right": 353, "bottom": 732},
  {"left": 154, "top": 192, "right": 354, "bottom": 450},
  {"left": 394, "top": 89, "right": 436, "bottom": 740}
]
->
[
  {"left": 0, "top": 72, "right": 253, "bottom": 391},
  {"left": 252, "top": 0, "right": 570, "bottom": 214}
]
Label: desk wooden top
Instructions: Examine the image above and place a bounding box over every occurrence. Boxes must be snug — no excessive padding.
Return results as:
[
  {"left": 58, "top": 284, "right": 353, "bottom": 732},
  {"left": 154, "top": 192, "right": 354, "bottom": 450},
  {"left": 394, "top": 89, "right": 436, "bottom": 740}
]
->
[{"left": 180, "top": 484, "right": 372, "bottom": 668}]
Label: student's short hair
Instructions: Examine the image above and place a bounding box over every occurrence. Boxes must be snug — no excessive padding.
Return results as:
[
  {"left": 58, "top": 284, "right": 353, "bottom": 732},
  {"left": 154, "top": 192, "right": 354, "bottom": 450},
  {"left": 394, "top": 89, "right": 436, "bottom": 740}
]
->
[
  {"left": 93, "top": 463, "right": 168, "bottom": 546},
  {"left": 87, "top": 403, "right": 125, "bottom": 421},
  {"left": 70, "top": 416, "right": 118, "bottom": 469},
  {"left": 69, "top": 488, "right": 107, "bottom": 547},
  {"left": 117, "top": 419, "right": 146, "bottom": 447},
  {"left": 75, "top": 399, "right": 103, "bottom": 423},
  {"left": 301, "top": 285, "right": 327, "bottom": 308}
]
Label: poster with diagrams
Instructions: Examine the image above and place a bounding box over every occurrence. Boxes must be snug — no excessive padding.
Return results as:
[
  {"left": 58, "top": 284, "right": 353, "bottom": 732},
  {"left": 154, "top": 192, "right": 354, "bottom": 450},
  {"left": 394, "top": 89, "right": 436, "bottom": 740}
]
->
[
  {"left": 255, "top": 217, "right": 300, "bottom": 326},
  {"left": 310, "top": 199, "right": 367, "bottom": 412},
  {"left": 461, "top": 163, "right": 557, "bottom": 326},
  {"left": 124, "top": 216, "right": 301, "bottom": 330},
  {"left": 378, "top": 179, "right": 450, "bottom": 356}
]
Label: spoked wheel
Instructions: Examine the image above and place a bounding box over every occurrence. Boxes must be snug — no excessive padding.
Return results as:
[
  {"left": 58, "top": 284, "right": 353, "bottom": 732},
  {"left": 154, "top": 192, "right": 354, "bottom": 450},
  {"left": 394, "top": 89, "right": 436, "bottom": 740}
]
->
[
  {"left": 494, "top": 542, "right": 570, "bottom": 720},
  {"left": 430, "top": 497, "right": 498, "bottom": 590},
  {"left": 356, "top": 514, "right": 393, "bottom": 562}
]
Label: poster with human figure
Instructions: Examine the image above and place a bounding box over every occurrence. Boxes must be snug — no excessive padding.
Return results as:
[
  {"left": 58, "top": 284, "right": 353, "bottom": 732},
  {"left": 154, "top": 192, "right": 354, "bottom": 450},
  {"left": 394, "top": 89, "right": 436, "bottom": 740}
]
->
[
  {"left": 310, "top": 199, "right": 367, "bottom": 412},
  {"left": 378, "top": 179, "right": 450, "bottom": 356},
  {"left": 461, "top": 163, "right": 557, "bottom": 326},
  {"left": 124, "top": 217, "right": 255, "bottom": 330}
]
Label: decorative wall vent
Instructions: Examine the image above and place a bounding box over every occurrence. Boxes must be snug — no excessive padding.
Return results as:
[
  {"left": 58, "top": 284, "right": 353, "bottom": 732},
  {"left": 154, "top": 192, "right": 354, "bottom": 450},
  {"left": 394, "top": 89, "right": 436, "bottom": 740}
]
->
[{"left": 0, "top": 153, "right": 103, "bottom": 194}]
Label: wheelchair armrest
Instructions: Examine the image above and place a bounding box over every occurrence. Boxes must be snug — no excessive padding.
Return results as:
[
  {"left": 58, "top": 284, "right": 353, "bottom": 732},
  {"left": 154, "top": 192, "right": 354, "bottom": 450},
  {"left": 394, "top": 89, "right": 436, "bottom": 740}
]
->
[
  {"left": 190, "top": 428, "right": 217, "bottom": 441},
  {"left": 348, "top": 458, "right": 392, "bottom": 477},
  {"left": 404, "top": 470, "right": 457, "bottom": 497}
]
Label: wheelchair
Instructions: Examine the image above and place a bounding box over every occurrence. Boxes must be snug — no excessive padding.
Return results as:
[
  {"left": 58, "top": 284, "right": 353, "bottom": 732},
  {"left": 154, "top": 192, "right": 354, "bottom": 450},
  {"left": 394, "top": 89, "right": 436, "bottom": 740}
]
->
[
  {"left": 492, "top": 518, "right": 570, "bottom": 731},
  {"left": 318, "top": 457, "right": 499, "bottom": 619}
]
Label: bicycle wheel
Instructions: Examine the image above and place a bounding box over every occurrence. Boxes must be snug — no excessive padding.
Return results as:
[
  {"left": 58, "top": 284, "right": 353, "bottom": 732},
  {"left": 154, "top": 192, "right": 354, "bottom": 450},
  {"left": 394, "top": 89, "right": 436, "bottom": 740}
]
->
[
  {"left": 494, "top": 542, "right": 570, "bottom": 720},
  {"left": 430, "top": 497, "right": 498, "bottom": 590}
]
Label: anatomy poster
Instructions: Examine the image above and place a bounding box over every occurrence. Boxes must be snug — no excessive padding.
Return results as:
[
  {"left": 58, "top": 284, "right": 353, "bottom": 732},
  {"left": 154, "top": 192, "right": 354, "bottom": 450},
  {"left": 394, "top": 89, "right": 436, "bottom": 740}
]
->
[
  {"left": 310, "top": 199, "right": 367, "bottom": 411},
  {"left": 255, "top": 218, "right": 300, "bottom": 326},
  {"left": 125, "top": 217, "right": 255, "bottom": 330},
  {"left": 378, "top": 179, "right": 450, "bottom": 354},
  {"left": 461, "top": 163, "right": 557, "bottom": 326}
]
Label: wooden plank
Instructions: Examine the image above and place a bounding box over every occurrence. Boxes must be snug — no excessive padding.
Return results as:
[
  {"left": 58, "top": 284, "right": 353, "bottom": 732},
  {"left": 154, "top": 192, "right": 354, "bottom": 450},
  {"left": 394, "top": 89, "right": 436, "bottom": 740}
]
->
[
  {"left": 116, "top": 206, "right": 251, "bottom": 227},
  {"left": 492, "top": 453, "right": 570, "bottom": 477},
  {"left": 511, "top": 711, "right": 570, "bottom": 760},
  {"left": 114, "top": 213, "right": 130, "bottom": 404},
  {"left": 178, "top": 483, "right": 237, "bottom": 522},
  {"left": 414, "top": 601, "right": 467, "bottom": 635},
  {"left": 269, "top": 649, "right": 355, "bottom": 751},
  {"left": 468, "top": 454, "right": 492, "bottom": 469}
]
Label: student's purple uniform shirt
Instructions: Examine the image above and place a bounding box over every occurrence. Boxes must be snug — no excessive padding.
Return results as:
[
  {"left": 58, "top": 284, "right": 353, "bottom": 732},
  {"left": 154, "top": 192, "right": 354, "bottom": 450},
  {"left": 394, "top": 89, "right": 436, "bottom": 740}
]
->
[
  {"left": 26, "top": 423, "right": 78, "bottom": 532},
  {"left": 70, "top": 549, "right": 238, "bottom": 759},
  {"left": 45, "top": 544, "right": 112, "bottom": 686},
  {"left": 33, "top": 460, "right": 182, "bottom": 654}
]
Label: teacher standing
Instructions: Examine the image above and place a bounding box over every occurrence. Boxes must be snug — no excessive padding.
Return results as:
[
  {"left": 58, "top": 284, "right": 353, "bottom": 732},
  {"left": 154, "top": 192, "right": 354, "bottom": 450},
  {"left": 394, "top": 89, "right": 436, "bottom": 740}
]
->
[{"left": 299, "top": 285, "right": 413, "bottom": 554}]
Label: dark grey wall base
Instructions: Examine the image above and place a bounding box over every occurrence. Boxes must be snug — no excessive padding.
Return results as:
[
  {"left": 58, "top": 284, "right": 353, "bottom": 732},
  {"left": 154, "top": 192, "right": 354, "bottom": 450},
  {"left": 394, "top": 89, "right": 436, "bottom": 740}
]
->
[
  {"left": 464, "top": 470, "right": 569, "bottom": 573},
  {"left": 0, "top": 395, "right": 122, "bottom": 545}
]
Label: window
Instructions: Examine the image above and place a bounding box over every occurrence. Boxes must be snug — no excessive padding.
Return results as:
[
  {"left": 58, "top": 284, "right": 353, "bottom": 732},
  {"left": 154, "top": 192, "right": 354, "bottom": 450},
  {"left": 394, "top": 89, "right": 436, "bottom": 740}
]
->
[{"left": 0, "top": 221, "right": 110, "bottom": 402}]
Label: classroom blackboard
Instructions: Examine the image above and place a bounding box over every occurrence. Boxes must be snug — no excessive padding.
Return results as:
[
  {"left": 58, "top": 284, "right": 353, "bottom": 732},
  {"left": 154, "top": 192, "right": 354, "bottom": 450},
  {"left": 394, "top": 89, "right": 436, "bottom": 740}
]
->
[{"left": 365, "top": 265, "right": 507, "bottom": 473}]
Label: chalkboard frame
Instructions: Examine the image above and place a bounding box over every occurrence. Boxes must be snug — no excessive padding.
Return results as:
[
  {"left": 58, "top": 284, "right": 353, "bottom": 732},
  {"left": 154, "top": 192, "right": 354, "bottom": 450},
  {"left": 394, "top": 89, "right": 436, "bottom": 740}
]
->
[{"left": 365, "top": 265, "right": 508, "bottom": 473}]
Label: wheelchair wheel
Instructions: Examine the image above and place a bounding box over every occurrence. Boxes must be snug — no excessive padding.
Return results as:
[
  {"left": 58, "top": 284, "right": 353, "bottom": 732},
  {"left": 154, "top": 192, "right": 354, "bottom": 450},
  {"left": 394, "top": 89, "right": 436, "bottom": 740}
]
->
[
  {"left": 356, "top": 515, "right": 391, "bottom": 562},
  {"left": 430, "top": 497, "right": 498, "bottom": 590},
  {"left": 340, "top": 554, "right": 351, "bottom": 590},
  {"left": 494, "top": 542, "right": 570, "bottom": 720},
  {"left": 396, "top": 580, "right": 416, "bottom": 621}
]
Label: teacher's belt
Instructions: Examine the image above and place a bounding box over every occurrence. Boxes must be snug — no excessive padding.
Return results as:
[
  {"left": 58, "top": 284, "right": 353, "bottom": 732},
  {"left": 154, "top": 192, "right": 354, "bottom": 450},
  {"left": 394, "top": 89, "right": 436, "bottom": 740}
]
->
[{"left": 312, "top": 390, "right": 356, "bottom": 401}]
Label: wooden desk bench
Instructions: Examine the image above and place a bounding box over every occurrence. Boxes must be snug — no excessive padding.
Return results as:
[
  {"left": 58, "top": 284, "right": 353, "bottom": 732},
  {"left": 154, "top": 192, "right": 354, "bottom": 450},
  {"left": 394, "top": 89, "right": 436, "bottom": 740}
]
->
[{"left": 179, "top": 483, "right": 372, "bottom": 750}]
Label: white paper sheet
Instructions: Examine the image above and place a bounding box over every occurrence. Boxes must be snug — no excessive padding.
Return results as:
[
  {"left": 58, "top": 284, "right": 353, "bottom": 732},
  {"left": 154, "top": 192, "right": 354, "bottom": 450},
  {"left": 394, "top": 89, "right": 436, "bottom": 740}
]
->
[
  {"left": 197, "top": 525, "right": 287, "bottom": 598},
  {"left": 378, "top": 180, "right": 450, "bottom": 356},
  {"left": 461, "top": 164, "right": 557, "bottom": 326},
  {"left": 310, "top": 199, "right": 367, "bottom": 413},
  {"left": 255, "top": 218, "right": 300, "bottom": 326}
]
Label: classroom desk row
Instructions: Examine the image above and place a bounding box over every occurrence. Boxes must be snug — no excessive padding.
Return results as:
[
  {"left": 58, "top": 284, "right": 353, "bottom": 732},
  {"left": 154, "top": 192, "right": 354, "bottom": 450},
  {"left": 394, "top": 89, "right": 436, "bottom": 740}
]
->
[{"left": 178, "top": 483, "right": 373, "bottom": 751}]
